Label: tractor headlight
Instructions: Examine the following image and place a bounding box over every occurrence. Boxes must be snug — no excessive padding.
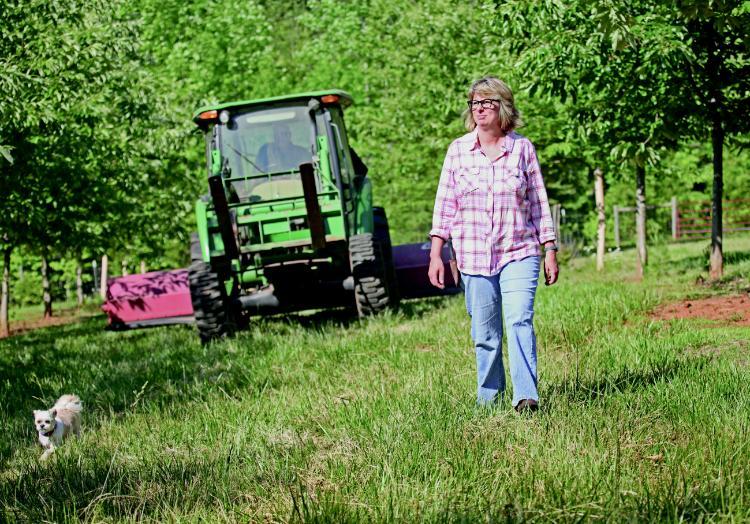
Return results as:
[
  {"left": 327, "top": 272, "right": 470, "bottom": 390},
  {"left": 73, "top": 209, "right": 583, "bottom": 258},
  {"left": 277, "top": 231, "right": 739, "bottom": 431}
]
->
[{"left": 219, "top": 110, "right": 230, "bottom": 124}]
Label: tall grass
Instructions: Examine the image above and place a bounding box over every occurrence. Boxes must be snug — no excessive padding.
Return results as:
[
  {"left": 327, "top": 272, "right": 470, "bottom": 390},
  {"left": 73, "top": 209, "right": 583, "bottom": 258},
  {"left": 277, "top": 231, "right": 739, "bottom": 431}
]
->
[{"left": 1, "top": 236, "right": 749, "bottom": 522}]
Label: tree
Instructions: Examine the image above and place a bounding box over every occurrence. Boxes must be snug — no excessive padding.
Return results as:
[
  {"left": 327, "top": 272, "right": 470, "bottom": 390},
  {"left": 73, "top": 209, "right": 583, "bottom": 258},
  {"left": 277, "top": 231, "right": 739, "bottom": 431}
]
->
[
  {"left": 495, "top": 0, "right": 694, "bottom": 274},
  {"left": 671, "top": 1, "right": 750, "bottom": 278},
  {"left": 496, "top": 0, "right": 749, "bottom": 276},
  {"left": 0, "top": 0, "right": 166, "bottom": 319}
]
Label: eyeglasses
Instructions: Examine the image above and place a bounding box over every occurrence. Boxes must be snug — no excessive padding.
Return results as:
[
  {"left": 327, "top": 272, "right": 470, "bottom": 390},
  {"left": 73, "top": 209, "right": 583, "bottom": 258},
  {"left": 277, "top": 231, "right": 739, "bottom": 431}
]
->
[{"left": 467, "top": 99, "right": 500, "bottom": 110}]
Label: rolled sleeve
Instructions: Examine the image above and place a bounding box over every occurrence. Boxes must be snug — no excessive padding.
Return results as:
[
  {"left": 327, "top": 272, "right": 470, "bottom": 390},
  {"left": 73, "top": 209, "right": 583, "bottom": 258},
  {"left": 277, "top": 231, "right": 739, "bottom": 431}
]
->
[
  {"left": 525, "top": 144, "right": 556, "bottom": 244},
  {"left": 429, "top": 146, "right": 457, "bottom": 241}
]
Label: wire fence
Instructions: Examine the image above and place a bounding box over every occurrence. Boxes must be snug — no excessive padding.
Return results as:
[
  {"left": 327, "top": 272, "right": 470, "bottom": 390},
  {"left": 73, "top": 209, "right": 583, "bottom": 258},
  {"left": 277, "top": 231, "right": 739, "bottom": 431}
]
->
[
  {"left": 553, "top": 198, "right": 750, "bottom": 252},
  {"left": 551, "top": 204, "right": 589, "bottom": 254},
  {"left": 613, "top": 201, "right": 675, "bottom": 249},
  {"left": 676, "top": 198, "right": 750, "bottom": 240}
]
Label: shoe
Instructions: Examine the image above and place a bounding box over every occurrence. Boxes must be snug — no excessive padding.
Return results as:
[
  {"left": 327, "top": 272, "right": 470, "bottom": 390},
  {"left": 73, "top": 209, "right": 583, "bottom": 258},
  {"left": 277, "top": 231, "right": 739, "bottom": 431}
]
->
[{"left": 515, "top": 399, "right": 539, "bottom": 414}]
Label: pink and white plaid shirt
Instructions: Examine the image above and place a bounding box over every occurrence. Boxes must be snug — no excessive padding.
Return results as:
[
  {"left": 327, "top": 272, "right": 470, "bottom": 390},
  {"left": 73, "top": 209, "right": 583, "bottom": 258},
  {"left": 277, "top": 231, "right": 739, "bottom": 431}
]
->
[{"left": 430, "top": 130, "right": 556, "bottom": 276}]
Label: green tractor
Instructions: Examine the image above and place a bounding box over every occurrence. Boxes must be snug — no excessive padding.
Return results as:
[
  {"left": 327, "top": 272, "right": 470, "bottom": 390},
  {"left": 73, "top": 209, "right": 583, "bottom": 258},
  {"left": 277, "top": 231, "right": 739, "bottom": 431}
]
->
[{"left": 189, "top": 90, "right": 398, "bottom": 342}]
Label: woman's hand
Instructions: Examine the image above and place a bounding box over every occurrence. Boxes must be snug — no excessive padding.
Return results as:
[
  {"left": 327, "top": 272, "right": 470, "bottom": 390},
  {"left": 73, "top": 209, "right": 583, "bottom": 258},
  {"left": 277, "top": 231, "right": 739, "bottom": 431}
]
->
[
  {"left": 544, "top": 251, "right": 559, "bottom": 286},
  {"left": 428, "top": 236, "right": 447, "bottom": 289},
  {"left": 428, "top": 256, "right": 445, "bottom": 289}
]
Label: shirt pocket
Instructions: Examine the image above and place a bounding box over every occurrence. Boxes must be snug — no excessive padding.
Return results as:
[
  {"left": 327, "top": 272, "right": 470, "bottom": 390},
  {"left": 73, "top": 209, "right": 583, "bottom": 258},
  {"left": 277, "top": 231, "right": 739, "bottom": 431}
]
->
[
  {"left": 501, "top": 168, "right": 527, "bottom": 196},
  {"left": 455, "top": 168, "right": 480, "bottom": 197},
  {"left": 454, "top": 168, "right": 480, "bottom": 210}
]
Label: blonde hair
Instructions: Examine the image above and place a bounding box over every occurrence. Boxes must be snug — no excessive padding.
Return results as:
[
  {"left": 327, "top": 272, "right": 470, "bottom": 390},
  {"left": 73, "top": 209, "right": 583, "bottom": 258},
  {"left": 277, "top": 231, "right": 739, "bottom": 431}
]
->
[{"left": 463, "top": 76, "right": 523, "bottom": 133}]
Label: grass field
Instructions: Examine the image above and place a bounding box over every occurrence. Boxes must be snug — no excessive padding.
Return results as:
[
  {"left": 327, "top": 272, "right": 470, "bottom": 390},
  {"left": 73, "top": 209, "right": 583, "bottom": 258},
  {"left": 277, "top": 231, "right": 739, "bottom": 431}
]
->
[{"left": 1, "top": 236, "right": 749, "bottom": 522}]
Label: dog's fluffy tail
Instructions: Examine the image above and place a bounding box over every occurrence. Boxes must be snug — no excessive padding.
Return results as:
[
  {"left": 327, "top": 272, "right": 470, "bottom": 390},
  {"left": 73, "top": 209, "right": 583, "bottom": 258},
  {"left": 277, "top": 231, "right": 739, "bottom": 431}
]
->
[{"left": 54, "top": 394, "right": 82, "bottom": 414}]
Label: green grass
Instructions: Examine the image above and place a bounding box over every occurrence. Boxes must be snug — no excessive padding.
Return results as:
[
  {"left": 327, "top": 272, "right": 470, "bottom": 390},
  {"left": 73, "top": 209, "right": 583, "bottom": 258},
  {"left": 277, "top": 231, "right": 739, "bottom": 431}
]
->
[
  {"left": 2, "top": 236, "right": 750, "bottom": 522},
  {"left": 7, "top": 299, "right": 89, "bottom": 322}
]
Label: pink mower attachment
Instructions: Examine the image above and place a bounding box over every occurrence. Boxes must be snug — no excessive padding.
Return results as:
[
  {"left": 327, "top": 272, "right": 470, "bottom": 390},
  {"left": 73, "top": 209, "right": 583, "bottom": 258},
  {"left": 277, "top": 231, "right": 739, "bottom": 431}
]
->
[
  {"left": 102, "top": 243, "right": 461, "bottom": 329},
  {"left": 101, "top": 269, "right": 194, "bottom": 329},
  {"left": 391, "top": 242, "right": 461, "bottom": 299}
]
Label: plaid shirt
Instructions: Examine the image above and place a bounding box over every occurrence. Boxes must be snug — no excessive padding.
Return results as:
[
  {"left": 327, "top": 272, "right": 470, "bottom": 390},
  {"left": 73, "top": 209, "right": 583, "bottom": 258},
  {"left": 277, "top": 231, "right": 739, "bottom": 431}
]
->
[{"left": 430, "top": 130, "right": 556, "bottom": 276}]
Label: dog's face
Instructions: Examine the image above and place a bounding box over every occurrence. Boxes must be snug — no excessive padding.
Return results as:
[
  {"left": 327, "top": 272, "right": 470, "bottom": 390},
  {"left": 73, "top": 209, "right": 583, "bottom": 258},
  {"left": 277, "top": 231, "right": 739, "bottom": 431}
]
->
[{"left": 33, "top": 409, "right": 57, "bottom": 434}]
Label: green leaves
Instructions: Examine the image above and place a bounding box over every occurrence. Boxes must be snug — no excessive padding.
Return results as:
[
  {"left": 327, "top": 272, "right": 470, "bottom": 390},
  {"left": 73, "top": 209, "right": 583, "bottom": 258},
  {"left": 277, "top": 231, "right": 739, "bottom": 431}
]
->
[
  {"left": 0, "top": 0, "right": 176, "bottom": 288},
  {"left": 0, "top": 146, "right": 13, "bottom": 165},
  {"left": 1, "top": 0, "right": 749, "bottom": 275}
]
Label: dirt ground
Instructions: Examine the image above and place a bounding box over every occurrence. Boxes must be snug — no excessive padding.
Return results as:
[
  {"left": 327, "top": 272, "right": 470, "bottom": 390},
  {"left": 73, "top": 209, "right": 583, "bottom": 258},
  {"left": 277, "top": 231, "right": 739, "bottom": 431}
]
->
[
  {"left": 5, "top": 307, "right": 94, "bottom": 337},
  {"left": 651, "top": 293, "right": 750, "bottom": 326}
]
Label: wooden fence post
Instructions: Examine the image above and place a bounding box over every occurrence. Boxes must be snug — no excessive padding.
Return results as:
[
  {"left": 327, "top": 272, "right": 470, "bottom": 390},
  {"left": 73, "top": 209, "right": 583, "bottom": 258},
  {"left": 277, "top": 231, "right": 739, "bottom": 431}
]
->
[
  {"left": 92, "top": 259, "right": 98, "bottom": 294},
  {"left": 76, "top": 263, "right": 83, "bottom": 307},
  {"left": 551, "top": 203, "right": 561, "bottom": 244},
  {"left": 635, "top": 165, "right": 648, "bottom": 277},
  {"left": 1, "top": 247, "right": 10, "bottom": 338},
  {"left": 594, "top": 167, "right": 605, "bottom": 271},
  {"left": 613, "top": 205, "right": 620, "bottom": 250},
  {"left": 41, "top": 252, "right": 52, "bottom": 319},
  {"left": 99, "top": 255, "right": 108, "bottom": 300},
  {"left": 671, "top": 196, "right": 679, "bottom": 240}
]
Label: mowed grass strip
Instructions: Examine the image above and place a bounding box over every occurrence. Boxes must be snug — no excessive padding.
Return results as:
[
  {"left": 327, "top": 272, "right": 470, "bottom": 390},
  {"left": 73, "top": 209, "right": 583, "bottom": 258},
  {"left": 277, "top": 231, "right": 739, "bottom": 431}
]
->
[{"left": 1, "top": 237, "right": 750, "bottom": 522}]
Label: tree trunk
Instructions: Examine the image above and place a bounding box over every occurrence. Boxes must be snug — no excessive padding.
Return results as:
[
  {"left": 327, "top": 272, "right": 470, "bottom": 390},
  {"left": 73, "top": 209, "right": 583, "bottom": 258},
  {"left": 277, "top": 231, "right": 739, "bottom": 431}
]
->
[
  {"left": 99, "top": 254, "right": 108, "bottom": 300},
  {"left": 140, "top": 260, "right": 147, "bottom": 274},
  {"left": 1, "top": 246, "right": 11, "bottom": 338},
  {"left": 92, "top": 259, "right": 98, "bottom": 292},
  {"left": 635, "top": 164, "right": 647, "bottom": 278},
  {"left": 705, "top": 19, "right": 724, "bottom": 280},
  {"left": 594, "top": 167, "right": 605, "bottom": 271},
  {"left": 121, "top": 259, "right": 128, "bottom": 277},
  {"left": 76, "top": 263, "right": 84, "bottom": 308},
  {"left": 41, "top": 252, "right": 52, "bottom": 318},
  {"left": 709, "top": 109, "right": 724, "bottom": 279}
]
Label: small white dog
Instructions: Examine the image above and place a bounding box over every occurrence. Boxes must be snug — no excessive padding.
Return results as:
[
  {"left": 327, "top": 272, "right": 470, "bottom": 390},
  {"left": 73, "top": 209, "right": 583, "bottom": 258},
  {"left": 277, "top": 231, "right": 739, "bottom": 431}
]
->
[{"left": 33, "top": 394, "right": 82, "bottom": 460}]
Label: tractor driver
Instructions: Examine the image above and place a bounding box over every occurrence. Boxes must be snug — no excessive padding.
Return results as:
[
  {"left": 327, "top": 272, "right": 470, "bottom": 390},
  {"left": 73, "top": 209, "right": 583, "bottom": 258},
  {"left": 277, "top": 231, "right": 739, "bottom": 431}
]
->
[{"left": 256, "top": 123, "right": 310, "bottom": 173}]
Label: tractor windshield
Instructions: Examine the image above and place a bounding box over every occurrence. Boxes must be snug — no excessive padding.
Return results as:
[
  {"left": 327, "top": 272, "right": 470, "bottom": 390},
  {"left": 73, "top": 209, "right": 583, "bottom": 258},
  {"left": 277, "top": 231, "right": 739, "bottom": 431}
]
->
[{"left": 221, "top": 104, "right": 314, "bottom": 202}]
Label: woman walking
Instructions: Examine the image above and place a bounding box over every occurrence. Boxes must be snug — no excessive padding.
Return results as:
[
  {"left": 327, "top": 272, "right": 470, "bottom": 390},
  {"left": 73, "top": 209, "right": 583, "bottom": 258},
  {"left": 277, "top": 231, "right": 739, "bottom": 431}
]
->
[{"left": 428, "top": 76, "right": 558, "bottom": 412}]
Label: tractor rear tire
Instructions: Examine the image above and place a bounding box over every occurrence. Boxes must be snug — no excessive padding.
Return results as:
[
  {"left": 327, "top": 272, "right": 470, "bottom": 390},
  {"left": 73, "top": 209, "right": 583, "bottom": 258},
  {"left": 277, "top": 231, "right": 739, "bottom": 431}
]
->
[
  {"left": 188, "top": 261, "right": 236, "bottom": 344},
  {"left": 349, "top": 233, "right": 391, "bottom": 317}
]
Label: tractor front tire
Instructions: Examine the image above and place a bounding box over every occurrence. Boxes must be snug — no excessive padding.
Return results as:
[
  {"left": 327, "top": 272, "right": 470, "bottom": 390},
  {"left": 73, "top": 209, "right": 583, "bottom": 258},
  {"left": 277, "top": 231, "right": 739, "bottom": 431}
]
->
[
  {"left": 349, "top": 233, "right": 391, "bottom": 317},
  {"left": 188, "top": 261, "right": 236, "bottom": 343}
]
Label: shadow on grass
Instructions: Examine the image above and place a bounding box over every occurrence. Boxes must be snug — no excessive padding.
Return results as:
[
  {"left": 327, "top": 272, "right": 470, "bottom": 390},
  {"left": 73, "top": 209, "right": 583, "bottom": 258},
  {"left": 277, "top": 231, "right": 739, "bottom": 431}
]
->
[
  {"left": 0, "top": 449, "right": 247, "bottom": 522},
  {"left": 0, "top": 315, "right": 278, "bottom": 464},
  {"left": 287, "top": 487, "right": 745, "bottom": 523},
  {"left": 9, "top": 446, "right": 726, "bottom": 524},
  {"left": 0, "top": 295, "right": 458, "bottom": 464},
  {"left": 0, "top": 297, "right": 462, "bottom": 520},
  {"left": 1, "top": 296, "right": 456, "bottom": 414},
  {"left": 725, "top": 250, "right": 750, "bottom": 266},
  {"left": 272, "top": 294, "right": 456, "bottom": 330},
  {"left": 547, "top": 356, "right": 711, "bottom": 403},
  {"left": 673, "top": 249, "right": 750, "bottom": 272}
]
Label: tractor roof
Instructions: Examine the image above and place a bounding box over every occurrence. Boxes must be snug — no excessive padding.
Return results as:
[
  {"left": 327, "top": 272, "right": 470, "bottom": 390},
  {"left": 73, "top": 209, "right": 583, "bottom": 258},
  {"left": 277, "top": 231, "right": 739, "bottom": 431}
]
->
[{"left": 192, "top": 90, "right": 353, "bottom": 123}]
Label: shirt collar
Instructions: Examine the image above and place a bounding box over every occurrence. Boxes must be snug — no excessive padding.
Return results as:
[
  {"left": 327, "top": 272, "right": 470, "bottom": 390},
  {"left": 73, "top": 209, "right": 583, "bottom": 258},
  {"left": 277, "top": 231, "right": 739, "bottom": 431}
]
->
[{"left": 467, "top": 129, "right": 516, "bottom": 155}]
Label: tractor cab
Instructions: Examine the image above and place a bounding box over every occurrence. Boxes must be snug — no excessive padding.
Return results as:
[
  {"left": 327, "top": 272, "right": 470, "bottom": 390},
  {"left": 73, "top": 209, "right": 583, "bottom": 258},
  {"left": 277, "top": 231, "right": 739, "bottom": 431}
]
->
[{"left": 220, "top": 104, "right": 314, "bottom": 201}]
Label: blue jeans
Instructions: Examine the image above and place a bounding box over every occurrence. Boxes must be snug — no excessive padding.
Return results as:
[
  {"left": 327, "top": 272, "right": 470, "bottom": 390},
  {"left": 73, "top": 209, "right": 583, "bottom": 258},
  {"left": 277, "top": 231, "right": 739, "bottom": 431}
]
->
[{"left": 462, "top": 256, "right": 541, "bottom": 407}]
